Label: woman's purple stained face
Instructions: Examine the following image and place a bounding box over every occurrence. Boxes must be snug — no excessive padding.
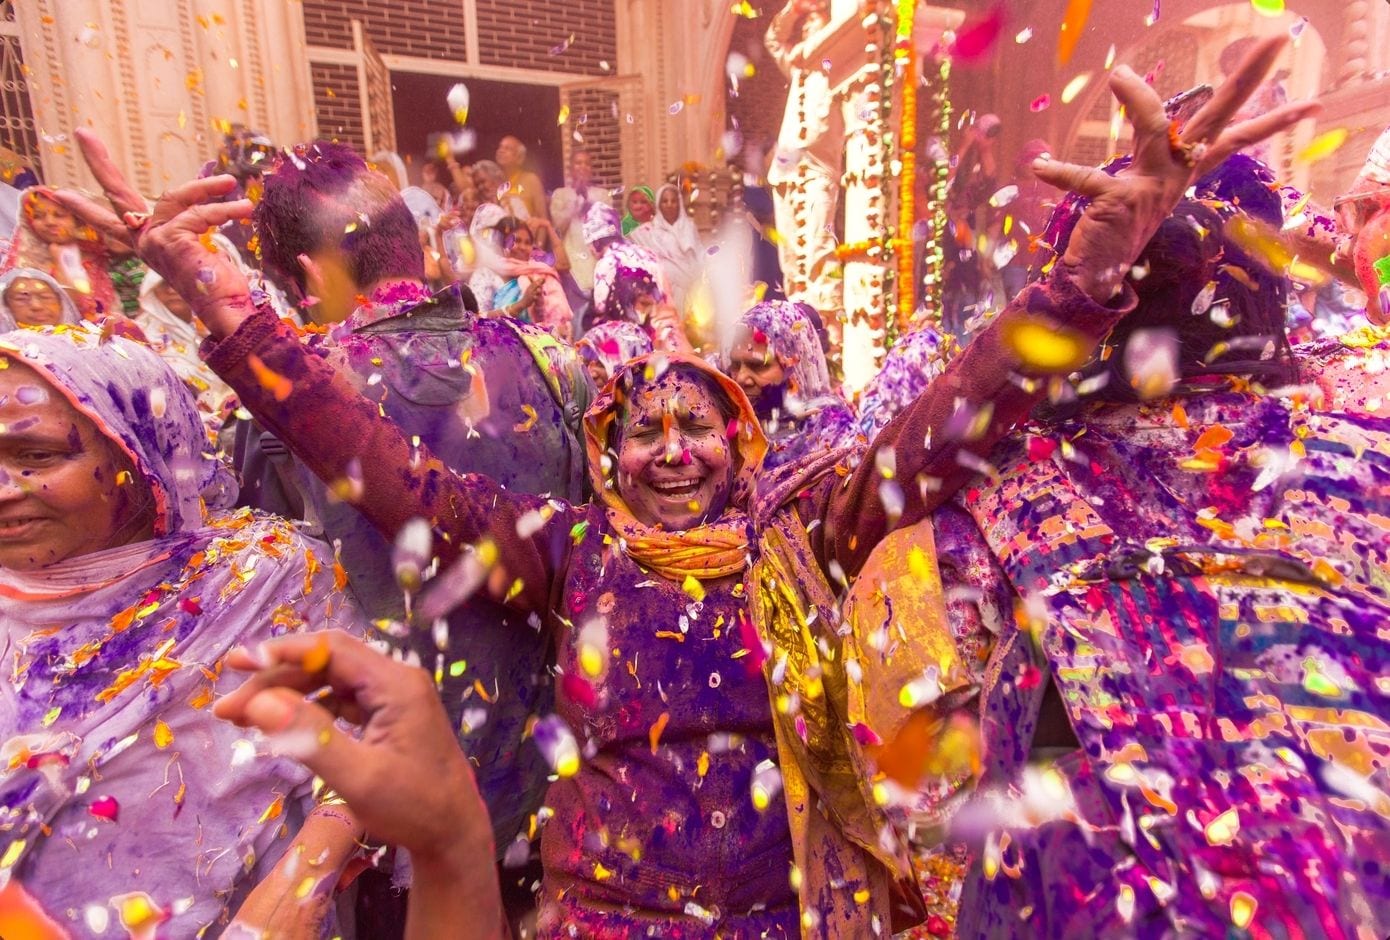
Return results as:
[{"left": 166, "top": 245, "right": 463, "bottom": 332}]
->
[
  {"left": 0, "top": 359, "right": 154, "bottom": 570},
  {"left": 615, "top": 371, "right": 734, "bottom": 530},
  {"left": 725, "top": 335, "right": 785, "bottom": 411}
]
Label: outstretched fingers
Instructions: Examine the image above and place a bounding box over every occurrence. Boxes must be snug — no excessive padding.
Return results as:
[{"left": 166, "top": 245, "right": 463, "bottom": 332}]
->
[
  {"left": 1107, "top": 66, "right": 1168, "bottom": 140},
  {"left": 1031, "top": 159, "right": 1115, "bottom": 200},
  {"left": 1182, "top": 36, "right": 1288, "bottom": 146},
  {"left": 1197, "top": 101, "right": 1322, "bottom": 176},
  {"left": 72, "top": 128, "right": 149, "bottom": 218},
  {"left": 147, "top": 175, "right": 243, "bottom": 224},
  {"left": 155, "top": 199, "right": 254, "bottom": 240}
]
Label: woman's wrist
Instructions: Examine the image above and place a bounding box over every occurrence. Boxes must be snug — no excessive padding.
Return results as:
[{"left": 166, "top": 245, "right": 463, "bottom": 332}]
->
[
  {"left": 195, "top": 291, "right": 259, "bottom": 341},
  {"left": 1054, "top": 256, "right": 1127, "bottom": 305}
]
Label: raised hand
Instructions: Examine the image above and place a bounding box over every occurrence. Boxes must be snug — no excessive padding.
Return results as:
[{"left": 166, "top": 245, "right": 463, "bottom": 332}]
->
[
  {"left": 49, "top": 128, "right": 256, "bottom": 338},
  {"left": 1034, "top": 36, "right": 1320, "bottom": 302},
  {"left": 214, "top": 631, "right": 488, "bottom": 862},
  {"left": 214, "top": 631, "right": 504, "bottom": 939}
]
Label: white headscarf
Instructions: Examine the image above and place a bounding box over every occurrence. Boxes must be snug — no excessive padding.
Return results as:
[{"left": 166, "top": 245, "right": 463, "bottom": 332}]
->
[
  {"left": 0, "top": 267, "right": 82, "bottom": 329},
  {"left": 135, "top": 264, "right": 237, "bottom": 435},
  {"left": 630, "top": 184, "right": 702, "bottom": 304}
]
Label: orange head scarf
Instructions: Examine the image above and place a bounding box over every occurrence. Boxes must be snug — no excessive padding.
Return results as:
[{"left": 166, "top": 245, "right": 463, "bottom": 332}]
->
[{"left": 583, "top": 352, "right": 767, "bottom": 581}]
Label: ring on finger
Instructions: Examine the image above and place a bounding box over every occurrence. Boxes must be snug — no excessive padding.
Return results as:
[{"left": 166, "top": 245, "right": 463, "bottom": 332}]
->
[
  {"left": 121, "top": 210, "right": 152, "bottom": 235},
  {"left": 1171, "top": 138, "right": 1207, "bottom": 169},
  {"left": 1167, "top": 121, "right": 1207, "bottom": 168}
]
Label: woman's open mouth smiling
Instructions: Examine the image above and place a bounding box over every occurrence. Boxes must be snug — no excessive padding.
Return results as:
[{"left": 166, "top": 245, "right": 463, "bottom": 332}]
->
[
  {"left": 0, "top": 516, "right": 46, "bottom": 539},
  {"left": 650, "top": 478, "right": 703, "bottom": 499}
]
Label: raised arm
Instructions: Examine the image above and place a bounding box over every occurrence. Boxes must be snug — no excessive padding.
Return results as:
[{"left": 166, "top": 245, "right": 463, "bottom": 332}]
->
[
  {"left": 813, "top": 272, "right": 1132, "bottom": 579},
  {"left": 215, "top": 632, "right": 507, "bottom": 940},
  {"left": 53, "top": 129, "right": 572, "bottom": 617},
  {"left": 810, "top": 38, "right": 1319, "bottom": 579},
  {"left": 199, "top": 306, "right": 568, "bottom": 614}
]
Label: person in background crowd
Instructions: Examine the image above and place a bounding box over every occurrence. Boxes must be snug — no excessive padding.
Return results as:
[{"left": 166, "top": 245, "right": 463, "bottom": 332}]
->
[
  {"left": 204, "top": 126, "right": 275, "bottom": 259},
  {"left": 473, "top": 159, "right": 510, "bottom": 213},
  {"left": 135, "top": 259, "right": 237, "bottom": 436},
  {"left": 997, "top": 138, "right": 1059, "bottom": 299},
  {"left": 942, "top": 114, "right": 1003, "bottom": 335},
  {"left": 467, "top": 203, "right": 512, "bottom": 313},
  {"left": 2, "top": 188, "right": 119, "bottom": 319},
  {"left": 524, "top": 215, "right": 571, "bottom": 273},
  {"left": 575, "top": 318, "right": 653, "bottom": 387},
  {"left": 589, "top": 239, "right": 672, "bottom": 339},
  {"left": 490, "top": 215, "right": 553, "bottom": 321},
  {"left": 0, "top": 267, "right": 81, "bottom": 329},
  {"left": 0, "top": 329, "right": 366, "bottom": 939},
  {"left": 370, "top": 151, "right": 410, "bottom": 192},
  {"left": 724, "top": 299, "right": 860, "bottom": 473},
  {"left": 550, "top": 149, "right": 613, "bottom": 297},
  {"left": 1339, "top": 124, "right": 1390, "bottom": 324},
  {"left": 631, "top": 182, "right": 702, "bottom": 311},
  {"left": 1295, "top": 124, "right": 1390, "bottom": 416},
  {"left": 467, "top": 206, "right": 574, "bottom": 337},
  {"left": 420, "top": 159, "right": 451, "bottom": 207},
  {"left": 496, "top": 136, "right": 548, "bottom": 223},
  {"left": 739, "top": 175, "right": 787, "bottom": 302},
  {"left": 621, "top": 185, "right": 655, "bottom": 236},
  {"left": 856, "top": 326, "right": 949, "bottom": 437},
  {"left": 583, "top": 201, "right": 625, "bottom": 260}
]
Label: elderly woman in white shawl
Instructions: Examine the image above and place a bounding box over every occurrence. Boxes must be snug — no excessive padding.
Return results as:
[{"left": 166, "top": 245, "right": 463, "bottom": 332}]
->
[
  {"left": 630, "top": 183, "right": 702, "bottom": 310},
  {"left": 0, "top": 267, "right": 82, "bottom": 330}
]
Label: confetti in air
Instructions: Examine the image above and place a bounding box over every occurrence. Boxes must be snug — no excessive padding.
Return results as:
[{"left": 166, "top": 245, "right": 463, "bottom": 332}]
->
[
  {"left": 447, "top": 83, "right": 470, "bottom": 125},
  {"left": 950, "top": 4, "right": 1006, "bottom": 64},
  {"left": 1057, "top": 0, "right": 1093, "bottom": 65}
]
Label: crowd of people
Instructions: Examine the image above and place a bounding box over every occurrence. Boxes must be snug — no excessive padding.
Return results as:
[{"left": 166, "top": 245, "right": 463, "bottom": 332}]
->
[
  {"left": 384, "top": 137, "right": 732, "bottom": 351},
  {"left": 3, "top": 33, "right": 1390, "bottom": 940}
]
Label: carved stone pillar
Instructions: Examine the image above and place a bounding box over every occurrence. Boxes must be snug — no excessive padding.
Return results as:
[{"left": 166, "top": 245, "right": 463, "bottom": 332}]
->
[
  {"left": 1338, "top": 0, "right": 1373, "bottom": 88},
  {"left": 16, "top": 0, "right": 315, "bottom": 193}
]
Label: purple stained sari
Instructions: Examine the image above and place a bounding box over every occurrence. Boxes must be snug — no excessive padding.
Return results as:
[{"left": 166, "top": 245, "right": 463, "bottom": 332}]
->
[
  {"left": 0, "top": 328, "right": 363, "bottom": 938},
  {"left": 949, "top": 391, "right": 1390, "bottom": 939}
]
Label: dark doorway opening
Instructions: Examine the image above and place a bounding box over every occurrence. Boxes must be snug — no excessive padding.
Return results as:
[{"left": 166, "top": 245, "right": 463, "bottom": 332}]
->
[{"left": 390, "top": 71, "right": 564, "bottom": 190}]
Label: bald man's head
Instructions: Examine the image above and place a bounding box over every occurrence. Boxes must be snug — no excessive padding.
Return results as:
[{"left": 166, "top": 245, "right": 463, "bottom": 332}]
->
[{"left": 496, "top": 136, "right": 527, "bottom": 170}]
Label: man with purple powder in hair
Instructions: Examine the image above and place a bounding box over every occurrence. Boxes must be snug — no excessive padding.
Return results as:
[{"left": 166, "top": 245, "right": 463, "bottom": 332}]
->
[{"left": 245, "top": 141, "right": 592, "bottom": 921}]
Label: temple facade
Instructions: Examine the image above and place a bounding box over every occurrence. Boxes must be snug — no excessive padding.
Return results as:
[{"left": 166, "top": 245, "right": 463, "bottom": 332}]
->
[{"left": 3, "top": 0, "right": 737, "bottom": 195}]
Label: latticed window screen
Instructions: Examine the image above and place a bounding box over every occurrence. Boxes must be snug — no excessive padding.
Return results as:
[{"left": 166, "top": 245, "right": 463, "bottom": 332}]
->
[
  {"left": 359, "top": 31, "right": 396, "bottom": 155},
  {"left": 0, "top": 6, "right": 42, "bottom": 178}
]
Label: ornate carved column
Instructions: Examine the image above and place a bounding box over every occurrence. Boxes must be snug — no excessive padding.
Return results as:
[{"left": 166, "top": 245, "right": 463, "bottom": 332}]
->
[
  {"left": 16, "top": 0, "right": 315, "bottom": 193},
  {"left": 1338, "top": 0, "right": 1373, "bottom": 88}
]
